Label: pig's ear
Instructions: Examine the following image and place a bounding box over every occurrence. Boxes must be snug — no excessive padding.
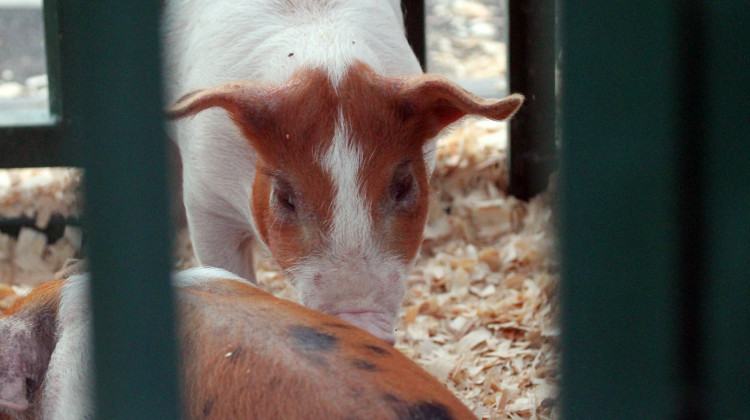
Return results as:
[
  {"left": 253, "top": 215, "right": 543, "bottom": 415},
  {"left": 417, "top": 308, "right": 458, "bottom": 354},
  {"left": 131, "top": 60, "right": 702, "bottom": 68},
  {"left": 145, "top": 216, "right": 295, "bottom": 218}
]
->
[
  {"left": 166, "top": 81, "right": 278, "bottom": 151},
  {"left": 0, "top": 315, "right": 55, "bottom": 412},
  {"left": 166, "top": 81, "right": 272, "bottom": 124},
  {"left": 397, "top": 74, "right": 524, "bottom": 139}
]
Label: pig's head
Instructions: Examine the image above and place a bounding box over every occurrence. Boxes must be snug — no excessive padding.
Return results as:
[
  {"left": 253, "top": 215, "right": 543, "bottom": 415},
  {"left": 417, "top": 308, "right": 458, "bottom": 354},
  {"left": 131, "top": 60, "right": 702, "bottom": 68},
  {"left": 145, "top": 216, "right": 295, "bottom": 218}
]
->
[{"left": 168, "top": 61, "right": 523, "bottom": 343}]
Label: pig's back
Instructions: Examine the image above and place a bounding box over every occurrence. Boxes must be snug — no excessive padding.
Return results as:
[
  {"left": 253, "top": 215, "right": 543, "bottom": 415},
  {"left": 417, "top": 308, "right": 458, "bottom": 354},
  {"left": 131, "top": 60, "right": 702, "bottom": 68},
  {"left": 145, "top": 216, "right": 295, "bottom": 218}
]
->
[
  {"left": 162, "top": 0, "right": 420, "bottom": 99},
  {"left": 176, "top": 278, "right": 475, "bottom": 420}
]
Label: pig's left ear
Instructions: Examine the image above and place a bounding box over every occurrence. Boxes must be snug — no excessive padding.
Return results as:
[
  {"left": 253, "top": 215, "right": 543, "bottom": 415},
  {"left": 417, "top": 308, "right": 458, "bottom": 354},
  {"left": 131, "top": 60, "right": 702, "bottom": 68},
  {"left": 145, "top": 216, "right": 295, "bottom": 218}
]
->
[{"left": 397, "top": 74, "right": 524, "bottom": 139}]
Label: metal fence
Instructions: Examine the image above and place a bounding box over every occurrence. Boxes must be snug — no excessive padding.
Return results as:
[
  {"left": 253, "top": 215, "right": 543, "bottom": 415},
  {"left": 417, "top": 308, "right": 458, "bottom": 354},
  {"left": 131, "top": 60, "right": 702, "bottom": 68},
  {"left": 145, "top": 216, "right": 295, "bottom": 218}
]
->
[
  {"left": 560, "top": 2, "right": 750, "bottom": 419},
  {"left": 0, "top": 1, "right": 747, "bottom": 419}
]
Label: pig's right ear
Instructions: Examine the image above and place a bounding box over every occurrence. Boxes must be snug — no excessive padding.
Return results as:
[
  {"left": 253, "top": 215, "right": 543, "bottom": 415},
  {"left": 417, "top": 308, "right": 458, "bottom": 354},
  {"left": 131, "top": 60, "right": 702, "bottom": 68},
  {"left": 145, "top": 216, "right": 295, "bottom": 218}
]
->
[
  {"left": 166, "top": 80, "right": 273, "bottom": 121},
  {"left": 0, "top": 315, "right": 55, "bottom": 413},
  {"left": 166, "top": 81, "right": 274, "bottom": 139}
]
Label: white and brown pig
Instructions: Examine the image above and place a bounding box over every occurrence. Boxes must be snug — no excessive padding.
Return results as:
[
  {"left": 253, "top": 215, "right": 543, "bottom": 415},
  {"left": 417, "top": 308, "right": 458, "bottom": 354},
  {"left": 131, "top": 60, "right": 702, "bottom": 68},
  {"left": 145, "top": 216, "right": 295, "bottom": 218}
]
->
[
  {"left": 0, "top": 267, "right": 477, "bottom": 419},
  {"left": 162, "top": 0, "right": 523, "bottom": 342}
]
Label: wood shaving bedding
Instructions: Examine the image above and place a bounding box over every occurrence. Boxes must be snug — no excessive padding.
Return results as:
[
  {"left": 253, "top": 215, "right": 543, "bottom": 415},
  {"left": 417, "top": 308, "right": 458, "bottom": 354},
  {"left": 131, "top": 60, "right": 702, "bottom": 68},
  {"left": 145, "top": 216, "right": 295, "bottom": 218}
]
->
[
  {"left": 0, "top": 120, "right": 559, "bottom": 419},
  {"left": 0, "top": 168, "right": 83, "bottom": 291},
  {"left": 396, "top": 120, "right": 559, "bottom": 419}
]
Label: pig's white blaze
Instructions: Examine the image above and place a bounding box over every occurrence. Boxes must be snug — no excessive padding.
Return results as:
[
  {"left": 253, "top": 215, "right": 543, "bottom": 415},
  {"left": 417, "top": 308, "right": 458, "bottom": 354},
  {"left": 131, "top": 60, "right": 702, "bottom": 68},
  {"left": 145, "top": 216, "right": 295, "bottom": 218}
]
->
[
  {"left": 321, "top": 116, "right": 372, "bottom": 251},
  {"left": 281, "top": 116, "right": 406, "bottom": 344}
]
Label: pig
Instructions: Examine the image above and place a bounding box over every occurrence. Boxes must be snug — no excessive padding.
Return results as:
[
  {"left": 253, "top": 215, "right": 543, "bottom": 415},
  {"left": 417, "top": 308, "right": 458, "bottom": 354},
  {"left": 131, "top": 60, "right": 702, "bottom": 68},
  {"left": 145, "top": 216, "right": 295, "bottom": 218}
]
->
[
  {"left": 162, "top": 0, "right": 524, "bottom": 343},
  {"left": 0, "top": 267, "right": 477, "bottom": 419}
]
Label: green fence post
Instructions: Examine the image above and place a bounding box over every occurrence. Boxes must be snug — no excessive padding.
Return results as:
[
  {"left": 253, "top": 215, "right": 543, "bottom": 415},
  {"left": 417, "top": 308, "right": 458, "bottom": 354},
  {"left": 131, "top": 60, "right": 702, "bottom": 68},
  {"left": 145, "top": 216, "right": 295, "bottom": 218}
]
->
[
  {"left": 61, "top": 1, "right": 179, "bottom": 418},
  {"left": 703, "top": 3, "right": 750, "bottom": 418},
  {"left": 559, "top": 2, "right": 682, "bottom": 418}
]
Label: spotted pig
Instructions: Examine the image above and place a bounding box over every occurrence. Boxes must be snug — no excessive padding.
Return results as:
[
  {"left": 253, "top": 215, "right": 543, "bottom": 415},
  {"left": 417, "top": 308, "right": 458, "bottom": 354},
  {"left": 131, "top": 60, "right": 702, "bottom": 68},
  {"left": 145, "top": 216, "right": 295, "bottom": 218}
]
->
[{"left": 0, "top": 267, "right": 477, "bottom": 419}]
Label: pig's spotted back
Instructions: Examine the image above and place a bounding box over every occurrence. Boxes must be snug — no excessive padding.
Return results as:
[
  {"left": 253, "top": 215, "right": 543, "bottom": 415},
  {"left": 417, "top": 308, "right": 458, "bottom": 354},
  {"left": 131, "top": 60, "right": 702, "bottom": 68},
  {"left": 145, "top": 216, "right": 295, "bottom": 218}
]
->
[{"left": 176, "top": 278, "right": 476, "bottom": 420}]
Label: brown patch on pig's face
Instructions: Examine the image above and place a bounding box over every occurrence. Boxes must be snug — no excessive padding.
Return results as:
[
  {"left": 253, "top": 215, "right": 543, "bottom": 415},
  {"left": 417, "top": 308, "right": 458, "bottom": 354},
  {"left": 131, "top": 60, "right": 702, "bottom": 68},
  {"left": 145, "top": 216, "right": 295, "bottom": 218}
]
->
[
  {"left": 239, "top": 64, "right": 437, "bottom": 342},
  {"left": 246, "top": 67, "right": 339, "bottom": 271},
  {"left": 246, "top": 64, "right": 431, "bottom": 276}
]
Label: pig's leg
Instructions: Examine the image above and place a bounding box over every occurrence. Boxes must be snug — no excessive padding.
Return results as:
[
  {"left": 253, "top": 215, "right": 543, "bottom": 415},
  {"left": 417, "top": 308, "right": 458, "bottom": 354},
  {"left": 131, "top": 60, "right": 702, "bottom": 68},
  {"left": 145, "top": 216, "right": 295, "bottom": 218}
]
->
[{"left": 186, "top": 207, "right": 257, "bottom": 284}]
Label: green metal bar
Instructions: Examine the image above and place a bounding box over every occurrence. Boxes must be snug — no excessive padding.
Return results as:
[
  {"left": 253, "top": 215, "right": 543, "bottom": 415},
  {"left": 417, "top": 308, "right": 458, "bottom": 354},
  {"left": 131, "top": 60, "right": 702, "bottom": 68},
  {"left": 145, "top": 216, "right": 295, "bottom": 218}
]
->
[
  {"left": 703, "top": 2, "right": 750, "bottom": 418},
  {"left": 559, "top": 2, "right": 681, "bottom": 418},
  {"left": 61, "top": 0, "right": 179, "bottom": 418}
]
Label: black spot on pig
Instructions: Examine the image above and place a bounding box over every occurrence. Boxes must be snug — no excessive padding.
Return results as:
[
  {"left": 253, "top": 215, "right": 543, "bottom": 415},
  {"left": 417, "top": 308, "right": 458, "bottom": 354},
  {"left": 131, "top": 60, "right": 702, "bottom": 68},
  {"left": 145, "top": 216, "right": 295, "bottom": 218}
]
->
[
  {"left": 304, "top": 354, "right": 330, "bottom": 368},
  {"left": 351, "top": 359, "right": 378, "bottom": 372},
  {"left": 395, "top": 401, "right": 455, "bottom": 420},
  {"left": 362, "top": 344, "right": 390, "bottom": 357},
  {"left": 289, "top": 326, "right": 338, "bottom": 352},
  {"left": 202, "top": 398, "right": 214, "bottom": 416},
  {"left": 383, "top": 396, "right": 455, "bottom": 420}
]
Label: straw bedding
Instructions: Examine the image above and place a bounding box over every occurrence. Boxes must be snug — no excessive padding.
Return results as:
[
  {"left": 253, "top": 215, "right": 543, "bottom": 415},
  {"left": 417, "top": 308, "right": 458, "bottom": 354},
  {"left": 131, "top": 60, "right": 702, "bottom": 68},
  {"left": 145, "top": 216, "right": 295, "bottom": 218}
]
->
[{"left": 0, "top": 117, "right": 559, "bottom": 419}]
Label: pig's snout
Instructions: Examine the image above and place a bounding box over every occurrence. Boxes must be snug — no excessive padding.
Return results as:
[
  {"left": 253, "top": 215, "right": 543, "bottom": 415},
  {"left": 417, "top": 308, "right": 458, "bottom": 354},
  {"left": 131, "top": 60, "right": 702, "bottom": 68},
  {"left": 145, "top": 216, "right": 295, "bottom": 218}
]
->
[
  {"left": 288, "top": 254, "right": 407, "bottom": 345},
  {"left": 334, "top": 311, "right": 395, "bottom": 345}
]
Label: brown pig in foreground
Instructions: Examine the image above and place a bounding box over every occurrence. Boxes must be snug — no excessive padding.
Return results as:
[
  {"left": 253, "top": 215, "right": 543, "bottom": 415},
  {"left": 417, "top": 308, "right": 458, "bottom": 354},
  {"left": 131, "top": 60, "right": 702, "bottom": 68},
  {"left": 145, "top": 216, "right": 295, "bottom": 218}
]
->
[{"left": 0, "top": 267, "right": 476, "bottom": 419}]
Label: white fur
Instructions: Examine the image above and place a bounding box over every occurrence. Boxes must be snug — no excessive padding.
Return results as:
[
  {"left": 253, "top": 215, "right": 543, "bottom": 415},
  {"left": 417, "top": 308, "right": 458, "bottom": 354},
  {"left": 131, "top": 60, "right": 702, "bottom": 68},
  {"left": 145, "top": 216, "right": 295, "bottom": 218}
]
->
[
  {"left": 322, "top": 117, "right": 372, "bottom": 249},
  {"left": 41, "top": 274, "right": 93, "bottom": 420},
  {"left": 172, "top": 266, "right": 251, "bottom": 288},
  {"left": 162, "top": 0, "right": 423, "bottom": 271},
  {"left": 162, "top": 0, "right": 430, "bottom": 337}
]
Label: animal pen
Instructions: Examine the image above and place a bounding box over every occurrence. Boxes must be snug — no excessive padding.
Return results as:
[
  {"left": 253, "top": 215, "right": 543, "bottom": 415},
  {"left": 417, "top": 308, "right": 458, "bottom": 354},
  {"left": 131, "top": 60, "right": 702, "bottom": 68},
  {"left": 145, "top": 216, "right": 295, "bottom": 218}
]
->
[{"left": 0, "top": 1, "right": 748, "bottom": 419}]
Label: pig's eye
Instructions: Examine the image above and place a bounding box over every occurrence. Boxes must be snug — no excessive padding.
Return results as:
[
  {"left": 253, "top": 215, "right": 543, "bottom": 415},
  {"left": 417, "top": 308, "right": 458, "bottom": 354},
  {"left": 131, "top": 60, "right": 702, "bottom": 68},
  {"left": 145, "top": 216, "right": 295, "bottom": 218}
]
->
[
  {"left": 387, "top": 162, "right": 418, "bottom": 209},
  {"left": 271, "top": 179, "right": 298, "bottom": 221},
  {"left": 277, "top": 191, "right": 296, "bottom": 212}
]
